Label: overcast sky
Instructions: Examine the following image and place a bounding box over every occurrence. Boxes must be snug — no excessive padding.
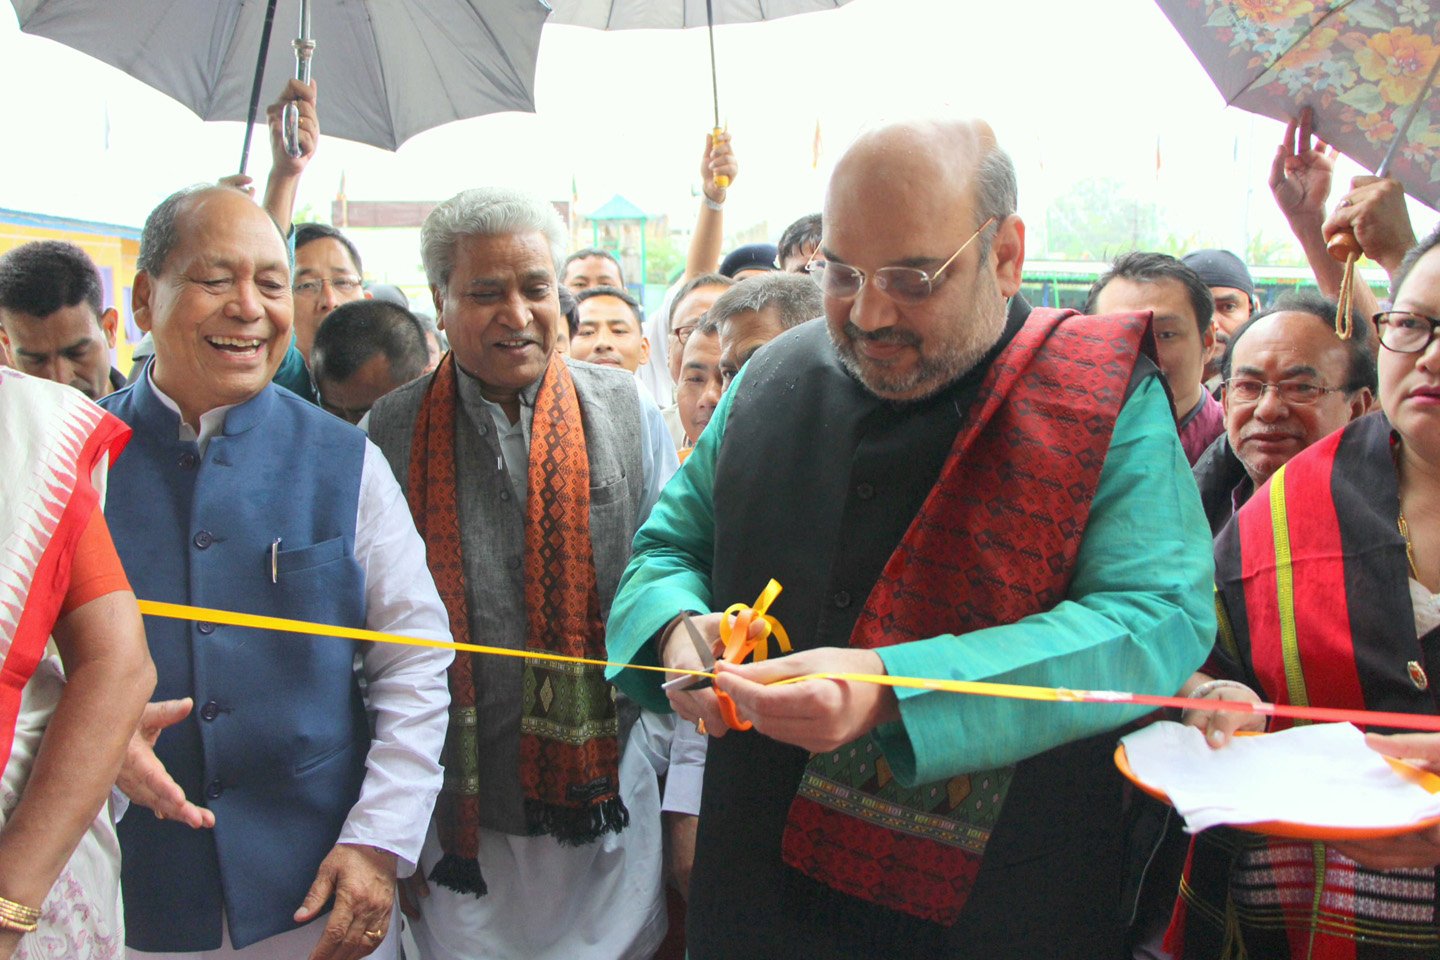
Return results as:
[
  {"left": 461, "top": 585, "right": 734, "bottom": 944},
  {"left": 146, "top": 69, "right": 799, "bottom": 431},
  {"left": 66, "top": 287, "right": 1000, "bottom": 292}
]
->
[{"left": 2, "top": 0, "right": 1432, "bottom": 261}]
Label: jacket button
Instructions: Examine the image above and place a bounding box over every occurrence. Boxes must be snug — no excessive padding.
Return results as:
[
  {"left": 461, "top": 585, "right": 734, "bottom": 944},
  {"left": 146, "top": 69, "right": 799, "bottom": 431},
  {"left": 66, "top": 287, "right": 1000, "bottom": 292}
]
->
[
  {"left": 855, "top": 482, "right": 875, "bottom": 500},
  {"left": 833, "top": 591, "right": 851, "bottom": 609},
  {"left": 177, "top": 452, "right": 199, "bottom": 470},
  {"left": 193, "top": 530, "right": 213, "bottom": 549},
  {"left": 200, "top": 700, "right": 220, "bottom": 721},
  {"left": 205, "top": 779, "right": 223, "bottom": 800},
  {"left": 499, "top": 490, "right": 510, "bottom": 501},
  {"left": 197, "top": 622, "right": 215, "bottom": 635}
]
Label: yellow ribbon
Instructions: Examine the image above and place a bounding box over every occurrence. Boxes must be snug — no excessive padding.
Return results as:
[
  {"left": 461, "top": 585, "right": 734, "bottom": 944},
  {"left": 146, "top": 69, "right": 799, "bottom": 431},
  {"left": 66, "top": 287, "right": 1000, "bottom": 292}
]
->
[
  {"left": 130, "top": 596, "right": 1440, "bottom": 732},
  {"left": 718, "top": 578, "right": 792, "bottom": 662},
  {"left": 131, "top": 594, "right": 1070, "bottom": 702}
]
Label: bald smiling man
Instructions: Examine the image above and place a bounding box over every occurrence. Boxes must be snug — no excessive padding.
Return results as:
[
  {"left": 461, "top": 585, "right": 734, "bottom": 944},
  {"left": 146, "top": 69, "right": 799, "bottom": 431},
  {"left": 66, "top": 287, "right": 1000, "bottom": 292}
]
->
[{"left": 605, "top": 119, "right": 1214, "bottom": 959}]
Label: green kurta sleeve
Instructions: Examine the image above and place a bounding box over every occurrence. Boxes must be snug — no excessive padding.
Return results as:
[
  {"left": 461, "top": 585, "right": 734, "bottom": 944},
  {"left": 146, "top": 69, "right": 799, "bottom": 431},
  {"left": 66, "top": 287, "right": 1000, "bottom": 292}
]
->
[
  {"left": 872, "top": 376, "right": 1216, "bottom": 784},
  {"left": 605, "top": 367, "right": 746, "bottom": 711}
]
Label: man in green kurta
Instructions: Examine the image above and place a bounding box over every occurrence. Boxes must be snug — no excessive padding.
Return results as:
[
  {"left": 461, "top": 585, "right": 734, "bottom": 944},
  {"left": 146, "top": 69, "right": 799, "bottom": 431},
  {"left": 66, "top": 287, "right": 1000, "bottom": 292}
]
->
[{"left": 605, "top": 118, "right": 1215, "bottom": 959}]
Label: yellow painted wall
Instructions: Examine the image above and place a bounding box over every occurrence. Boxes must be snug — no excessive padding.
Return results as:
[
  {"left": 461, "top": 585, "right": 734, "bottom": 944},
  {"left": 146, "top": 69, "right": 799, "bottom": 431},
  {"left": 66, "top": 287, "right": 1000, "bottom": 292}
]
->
[{"left": 0, "top": 218, "right": 141, "bottom": 374}]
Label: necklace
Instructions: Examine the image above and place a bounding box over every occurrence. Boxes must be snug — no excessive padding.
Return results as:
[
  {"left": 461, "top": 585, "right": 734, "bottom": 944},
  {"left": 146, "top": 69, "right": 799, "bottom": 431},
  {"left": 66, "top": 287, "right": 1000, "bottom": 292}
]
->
[
  {"left": 1394, "top": 437, "right": 1424, "bottom": 581},
  {"left": 1398, "top": 511, "right": 1422, "bottom": 580}
]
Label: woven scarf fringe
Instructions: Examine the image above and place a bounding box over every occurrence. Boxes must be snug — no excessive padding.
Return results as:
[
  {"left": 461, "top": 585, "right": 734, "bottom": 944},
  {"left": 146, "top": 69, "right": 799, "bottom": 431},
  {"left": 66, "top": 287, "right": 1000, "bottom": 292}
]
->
[
  {"left": 525, "top": 796, "right": 630, "bottom": 846},
  {"left": 428, "top": 852, "right": 488, "bottom": 897}
]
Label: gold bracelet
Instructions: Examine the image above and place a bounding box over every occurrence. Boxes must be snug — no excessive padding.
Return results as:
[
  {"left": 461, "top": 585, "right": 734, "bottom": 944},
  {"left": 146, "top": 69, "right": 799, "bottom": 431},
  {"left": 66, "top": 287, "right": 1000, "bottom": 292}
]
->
[
  {"left": 0, "top": 895, "right": 40, "bottom": 929},
  {"left": 0, "top": 915, "right": 37, "bottom": 934}
]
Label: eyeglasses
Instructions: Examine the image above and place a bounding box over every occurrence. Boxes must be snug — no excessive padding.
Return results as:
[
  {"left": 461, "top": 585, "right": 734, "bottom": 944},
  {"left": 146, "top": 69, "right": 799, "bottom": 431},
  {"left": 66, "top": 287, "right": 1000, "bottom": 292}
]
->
[
  {"left": 806, "top": 217, "right": 997, "bottom": 305},
  {"left": 1224, "top": 378, "right": 1340, "bottom": 405},
  {"left": 1375, "top": 311, "right": 1440, "bottom": 354},
  {"left": 294, "top": 276, "right": 363, "bottom": 299},
  {"left": 671, "top": 323, "right": 698, "bottom": 346}
]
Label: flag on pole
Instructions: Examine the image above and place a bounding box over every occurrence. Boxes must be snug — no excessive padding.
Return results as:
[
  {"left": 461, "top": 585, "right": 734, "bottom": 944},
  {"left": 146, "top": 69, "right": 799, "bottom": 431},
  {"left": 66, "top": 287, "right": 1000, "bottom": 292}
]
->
[{"left": 812, "top": 120, "right": 822, "bottom": 169}]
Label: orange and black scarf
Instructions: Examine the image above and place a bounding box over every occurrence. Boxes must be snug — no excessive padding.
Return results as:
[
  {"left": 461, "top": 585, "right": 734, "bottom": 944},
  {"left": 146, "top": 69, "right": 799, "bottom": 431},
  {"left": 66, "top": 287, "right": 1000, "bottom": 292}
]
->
[{"left": 408, "top": 352, "right": 626, "bottom": 896}]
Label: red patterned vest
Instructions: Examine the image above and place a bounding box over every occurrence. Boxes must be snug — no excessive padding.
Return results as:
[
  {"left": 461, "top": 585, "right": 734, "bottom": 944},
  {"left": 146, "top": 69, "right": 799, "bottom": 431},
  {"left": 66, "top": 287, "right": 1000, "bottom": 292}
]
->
[{"left": 780, "top": 308, "right": 1155, "bottom": 925}]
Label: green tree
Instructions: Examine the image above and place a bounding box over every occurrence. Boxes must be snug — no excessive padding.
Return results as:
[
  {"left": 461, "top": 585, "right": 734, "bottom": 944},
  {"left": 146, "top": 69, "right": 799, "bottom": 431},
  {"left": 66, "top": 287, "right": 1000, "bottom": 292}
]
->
[
  {"left": 1046, "top": 177, "right": 1160, "bottom": 260},
  {"left": 645, "top": 231, "right": 685, "bottom": 286}
]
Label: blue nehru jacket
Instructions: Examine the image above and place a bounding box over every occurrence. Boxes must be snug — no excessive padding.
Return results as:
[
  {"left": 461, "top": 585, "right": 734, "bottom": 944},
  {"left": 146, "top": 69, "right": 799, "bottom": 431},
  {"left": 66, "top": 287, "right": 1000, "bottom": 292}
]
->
[{"left": 100, "top": 376, "right": 369, "bottom": 951}]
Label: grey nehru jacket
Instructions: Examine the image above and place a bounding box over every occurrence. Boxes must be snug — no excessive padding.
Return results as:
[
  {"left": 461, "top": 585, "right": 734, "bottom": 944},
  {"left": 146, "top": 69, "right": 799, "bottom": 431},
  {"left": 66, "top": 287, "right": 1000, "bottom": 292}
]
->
[{"left": 367, "top": 357, "right": 645, "bottom": 834}]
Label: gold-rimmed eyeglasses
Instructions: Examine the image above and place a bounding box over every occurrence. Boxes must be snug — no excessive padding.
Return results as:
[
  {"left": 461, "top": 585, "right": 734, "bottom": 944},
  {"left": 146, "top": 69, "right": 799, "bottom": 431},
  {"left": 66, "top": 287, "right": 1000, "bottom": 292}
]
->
[{"left": 806, "top": 217, "right": 997, "bottom": 305}]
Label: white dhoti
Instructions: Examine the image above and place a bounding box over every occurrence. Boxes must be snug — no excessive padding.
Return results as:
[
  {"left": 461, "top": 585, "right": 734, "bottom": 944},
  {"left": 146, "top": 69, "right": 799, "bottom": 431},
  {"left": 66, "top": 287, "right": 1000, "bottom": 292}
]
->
[{"left": 409, "top": 717, "right": 668, "bottom": 960}]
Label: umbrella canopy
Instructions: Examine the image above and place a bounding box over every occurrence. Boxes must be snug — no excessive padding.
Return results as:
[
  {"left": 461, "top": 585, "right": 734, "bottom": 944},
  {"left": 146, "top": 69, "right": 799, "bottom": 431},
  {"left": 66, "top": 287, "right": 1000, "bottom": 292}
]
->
[
  {"left": 1157, "top": 1, "right": 1440, "bottom": 209},
  {"left": 547, "top": 0, "right": 854, "bottom": 30},
  {"left": 10, "top": 0, "right": 551, "bottom": 151}
]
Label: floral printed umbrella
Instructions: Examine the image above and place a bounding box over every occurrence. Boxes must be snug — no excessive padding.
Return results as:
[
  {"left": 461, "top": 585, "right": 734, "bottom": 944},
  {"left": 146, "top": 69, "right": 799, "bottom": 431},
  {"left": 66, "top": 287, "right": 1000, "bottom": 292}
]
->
[{"left": 1157, "top": 0, "right": 1440, "bottom": 210}]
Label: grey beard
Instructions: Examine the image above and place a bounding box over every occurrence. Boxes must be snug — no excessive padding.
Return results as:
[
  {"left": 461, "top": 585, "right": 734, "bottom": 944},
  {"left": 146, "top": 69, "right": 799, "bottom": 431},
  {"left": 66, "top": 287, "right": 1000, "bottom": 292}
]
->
[{"left": 830, "top": 296, "right": 1008, "bottom": 403}]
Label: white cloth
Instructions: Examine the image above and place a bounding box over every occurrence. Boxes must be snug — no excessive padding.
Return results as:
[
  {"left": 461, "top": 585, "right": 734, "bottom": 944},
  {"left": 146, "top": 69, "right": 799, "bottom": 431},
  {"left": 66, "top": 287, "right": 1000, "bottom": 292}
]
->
[
  {"left": 136, "top": 381, "right": 455, "bottom": 956},
  {"left": 409, "top": 714, "right": 669, "bottom": 960},
  {"left": 1121, "top": 720, "right": 1440, "bottom": 834},
  {"left": 1411, "top": 577, "right": 1440, "bottom": 639},
  {"left": 637, "top": 283, "right": 681, "bottom": 405},
  {"left": 11, "top": 657, "right": 126, "bottom": 960},
  {"left": 0, "top": 369, "right": 127, "bottom": 959}
]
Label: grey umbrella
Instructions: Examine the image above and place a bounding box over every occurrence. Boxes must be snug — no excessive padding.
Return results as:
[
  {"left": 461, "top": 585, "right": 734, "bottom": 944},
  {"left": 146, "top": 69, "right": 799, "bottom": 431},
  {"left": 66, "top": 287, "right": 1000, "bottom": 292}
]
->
[
  {"left": 546, "top": 0, "right": 852, "bottom": 29},
  {"left": 547, "top": 0, "right": 856, "bottom": 185},
  {"left": 10, "top": 0, "right": 552, "bottom": 158}
]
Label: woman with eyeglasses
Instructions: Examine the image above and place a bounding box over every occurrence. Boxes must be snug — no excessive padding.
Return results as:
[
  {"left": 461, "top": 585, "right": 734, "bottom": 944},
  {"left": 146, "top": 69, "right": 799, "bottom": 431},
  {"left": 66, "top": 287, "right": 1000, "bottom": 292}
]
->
[{"left": 1166, "top": 224, "right": 1440, "bottom": 959}]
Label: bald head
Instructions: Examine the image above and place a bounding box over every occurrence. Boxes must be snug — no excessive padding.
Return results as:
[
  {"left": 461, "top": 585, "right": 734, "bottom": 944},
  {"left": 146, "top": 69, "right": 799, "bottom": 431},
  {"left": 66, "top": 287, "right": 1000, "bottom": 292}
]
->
[
  {"left": 829, "top": 119, "right": 998, "bottom": 213},
  {"left": 133, "top": 183, "right": 294, "bottom": 428},
  {"left": 139, "top": 184, "right": 288, "bottom": 278},
  {"left": 816, "top": 118, "right": 1025, "bottom": 402},
  {"left": 824, "top": 119, "right": 1018, "bottom": 276}
]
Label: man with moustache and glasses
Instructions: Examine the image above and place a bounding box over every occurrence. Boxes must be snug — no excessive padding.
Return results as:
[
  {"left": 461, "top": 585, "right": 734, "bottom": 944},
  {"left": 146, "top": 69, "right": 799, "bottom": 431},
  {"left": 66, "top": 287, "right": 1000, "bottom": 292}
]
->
[{"left": 604, "top": 119, "right": 1214, "bottom": 959}]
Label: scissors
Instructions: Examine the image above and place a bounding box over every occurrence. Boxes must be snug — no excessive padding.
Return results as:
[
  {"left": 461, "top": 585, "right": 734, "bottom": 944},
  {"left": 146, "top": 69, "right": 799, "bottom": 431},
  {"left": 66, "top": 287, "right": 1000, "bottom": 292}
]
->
[{"left": 661, "top": 614, "right": 754, "bottom": 733}]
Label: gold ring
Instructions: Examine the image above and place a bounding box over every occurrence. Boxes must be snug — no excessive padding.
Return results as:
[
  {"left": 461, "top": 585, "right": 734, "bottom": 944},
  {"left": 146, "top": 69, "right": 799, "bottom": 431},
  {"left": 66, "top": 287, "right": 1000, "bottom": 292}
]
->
[{"left": 364, "top": 929, "right": 384, "bottom": 942}]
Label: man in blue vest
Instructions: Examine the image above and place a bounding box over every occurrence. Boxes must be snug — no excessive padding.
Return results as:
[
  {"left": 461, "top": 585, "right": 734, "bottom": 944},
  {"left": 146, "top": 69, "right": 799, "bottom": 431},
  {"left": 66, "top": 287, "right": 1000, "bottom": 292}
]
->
[{"left": 100, "top": 183, "right": 453, "bottom": 960}]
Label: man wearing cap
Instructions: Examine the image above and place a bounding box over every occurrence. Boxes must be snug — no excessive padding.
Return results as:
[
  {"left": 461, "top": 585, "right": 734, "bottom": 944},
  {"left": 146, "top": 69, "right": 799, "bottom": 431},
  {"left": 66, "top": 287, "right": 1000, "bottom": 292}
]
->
[
  {"left": 718, "top": 243, "right": 779, "bottom": 281},
  {"left": 1182, "top": 249, "right": 1256, "bottom": 340},
  {"left": 605, "top": 118, "right": 1213, "bottom": 959},
  {"left": 1182, "top": 248, "right": 1257, "bottom": 389}
]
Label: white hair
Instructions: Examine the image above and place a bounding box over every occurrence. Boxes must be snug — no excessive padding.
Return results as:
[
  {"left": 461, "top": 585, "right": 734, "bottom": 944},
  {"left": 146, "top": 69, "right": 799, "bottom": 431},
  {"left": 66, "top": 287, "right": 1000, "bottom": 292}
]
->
[{"left": 421, "top": 187, "right": 567, "bottom": 292}]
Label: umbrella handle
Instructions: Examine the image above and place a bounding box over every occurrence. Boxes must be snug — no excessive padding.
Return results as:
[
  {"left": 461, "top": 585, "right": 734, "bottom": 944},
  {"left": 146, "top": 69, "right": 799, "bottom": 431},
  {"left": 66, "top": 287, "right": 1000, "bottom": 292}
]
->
[
  {"left": 712, "top": 128, "right": 730, "bottom": 190},
  {"left": 283, "top": 37, "right": 317, "bottom": 159},
  {"left": 283, "top": 102, "right": 302, "bottom": 159},
  {"left": 1327, "top": 229, "right": 1361, "bottom": 264}
]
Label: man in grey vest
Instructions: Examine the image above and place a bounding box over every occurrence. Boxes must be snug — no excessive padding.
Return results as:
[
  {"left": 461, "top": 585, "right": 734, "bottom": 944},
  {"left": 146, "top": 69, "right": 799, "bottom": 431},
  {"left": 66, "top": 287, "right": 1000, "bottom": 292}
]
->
[{"left": 367, "top": 187, "right": 694, "bottom": 960}]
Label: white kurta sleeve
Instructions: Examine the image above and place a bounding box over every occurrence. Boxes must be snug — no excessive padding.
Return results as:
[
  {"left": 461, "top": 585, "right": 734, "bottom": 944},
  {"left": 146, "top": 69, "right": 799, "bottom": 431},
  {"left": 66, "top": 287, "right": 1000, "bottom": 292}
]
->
[{"left": 337, "top": 439, "right": 454, "bottom": 876}]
